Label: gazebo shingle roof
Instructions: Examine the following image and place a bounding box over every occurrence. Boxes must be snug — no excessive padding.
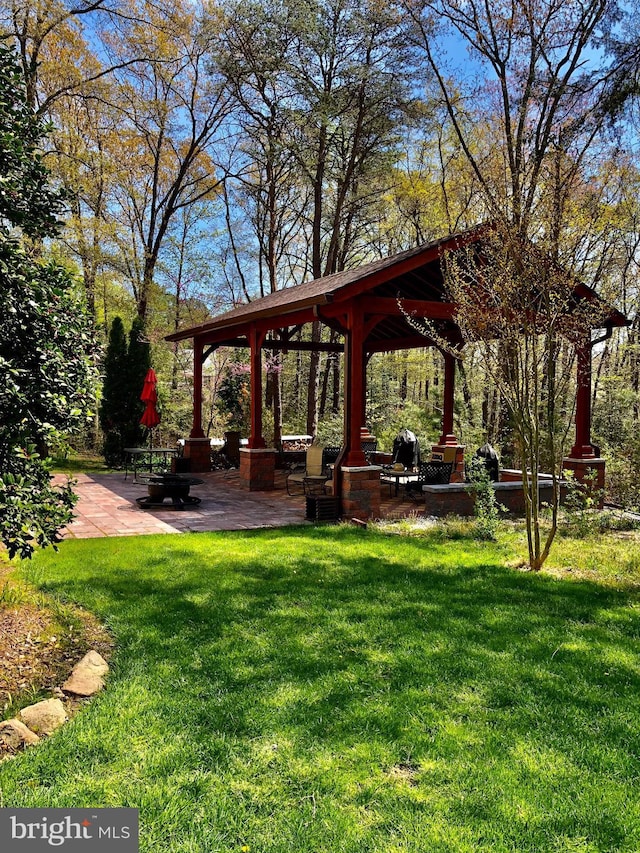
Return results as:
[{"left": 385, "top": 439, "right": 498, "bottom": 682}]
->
[
  {"left": 166, "top": 225, "right": 627, "bottom": 346},
  {"left": 166, "top": 231, "right": 475, "bottom": 343}
]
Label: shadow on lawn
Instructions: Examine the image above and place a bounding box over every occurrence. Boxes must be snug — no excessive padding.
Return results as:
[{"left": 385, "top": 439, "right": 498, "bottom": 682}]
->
[
  {"left": 35, "top": 526, "right": 640, "bottom": 732},
  {"left": 22, "top": 525, "right": 640, "bottom": 849}
]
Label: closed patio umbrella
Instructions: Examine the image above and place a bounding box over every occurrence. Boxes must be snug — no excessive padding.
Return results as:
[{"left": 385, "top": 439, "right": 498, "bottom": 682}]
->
[{"left": 140, "top": 368, "right": 161, "bottom": 446}]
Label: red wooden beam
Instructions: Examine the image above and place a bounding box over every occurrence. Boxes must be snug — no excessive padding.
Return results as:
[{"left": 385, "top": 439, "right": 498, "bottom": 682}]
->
[
  {"left": 343, "top": 306, "right": 367, "bottom": 467},
  {"left": 328, "top": 227, "right": 487, "bottom": 303},
  {"left": 205, "top": 337, "right": 345, "bottom": 353},
  {"left": 365, "top": 335, "right": 437, "bottom": 353},
  {"left": 439, "top": 351, "right": 458, "bottom": 446},
  {"left": 570, "top": 341, "right": 596, "bottom": 458},
  {"left": 318, "top": 297, "right": 457, "bottom": 321},
  {"left": 248, "top": 326, "right": 267, "bottom": 449}
]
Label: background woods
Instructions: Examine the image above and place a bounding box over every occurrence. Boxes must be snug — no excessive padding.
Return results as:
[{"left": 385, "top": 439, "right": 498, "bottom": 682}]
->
[{"left": 2, "top": 0, "right": 640, "bottom": 506}]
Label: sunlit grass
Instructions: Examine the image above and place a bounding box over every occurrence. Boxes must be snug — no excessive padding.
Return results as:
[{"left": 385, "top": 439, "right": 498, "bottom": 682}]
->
[
  {"left": 1, "top": 524, "right": 639, "bottom": 852},
  {"left": 49, "top": 451, "right": 116, "bottom": 475}
]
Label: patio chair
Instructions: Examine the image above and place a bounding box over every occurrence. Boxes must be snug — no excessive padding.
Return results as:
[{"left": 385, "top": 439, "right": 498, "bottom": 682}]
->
[
  {"left": 362, "top": 438, "right": 378, "bottom": 462},
  {"left": 286, "top": 443, "right": 331, "bottom": 495},
  {"left": 405, "top": 460, "right": 453, "bottom": 501}
]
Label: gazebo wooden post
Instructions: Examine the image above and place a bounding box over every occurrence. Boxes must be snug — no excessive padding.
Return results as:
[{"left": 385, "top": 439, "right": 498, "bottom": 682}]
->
[
  {"left": 344, "top": 306, "right": 367, "bottom": 467},
  {"left": 439, "top": 350, "right": 458, "bottom": 446},
  {"left": 432, "top": 349, "right": 466, "bottom": 482},
  {"left": 248, "top": 325, "right": 267, "bottom": 450},
  {"left": 570, "top": 341, "right": 595, "bottom": 460},
  {"left": 183, "top": 336, "right": 211, "bottom": 472},
  {"left": 240, "top": 325, "right": 276, "bottom": 491},
  {"left": 340, "top": 304, "right": 381, "bottom": 520},
  {"left": 563, "top": 338, "right": 605, "bottom": 505}
]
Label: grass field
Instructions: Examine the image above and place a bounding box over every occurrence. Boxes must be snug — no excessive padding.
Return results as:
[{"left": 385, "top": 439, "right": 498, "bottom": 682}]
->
[{"left": 1, "top": 524, "right": 639, "bottom": 852}]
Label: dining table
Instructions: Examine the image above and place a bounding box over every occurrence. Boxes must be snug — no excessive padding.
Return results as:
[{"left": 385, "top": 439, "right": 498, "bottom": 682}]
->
[
  {"left": 380, "top": 466, "right": 421, "bottom": 497},
  {"left": 124, "top": 446, "right": 180, "bottom": 482}
]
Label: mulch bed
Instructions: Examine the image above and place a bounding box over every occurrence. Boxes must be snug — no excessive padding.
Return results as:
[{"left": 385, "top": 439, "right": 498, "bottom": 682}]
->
[{"left": 0, "top": 564, "right": 112, "bottom": 718}]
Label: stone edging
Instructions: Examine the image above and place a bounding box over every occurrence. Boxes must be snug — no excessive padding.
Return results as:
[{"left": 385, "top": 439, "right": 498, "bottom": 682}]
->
[{"left": 0, "top": 650, "right": 109, "bottom": 757}]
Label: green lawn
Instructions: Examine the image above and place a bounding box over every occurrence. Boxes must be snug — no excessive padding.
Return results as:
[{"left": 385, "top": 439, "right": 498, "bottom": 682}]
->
[{"left": 1, "top": 525, "right": 639, "bottom": 852}]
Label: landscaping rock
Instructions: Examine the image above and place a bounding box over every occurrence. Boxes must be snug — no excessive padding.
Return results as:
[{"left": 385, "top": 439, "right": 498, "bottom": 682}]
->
[
  {"left": 78, "top": 650, "right": 110, "bottom": 677},
  {"left": 19, "top": 698, "right": 67, "bottom": 735},
  {"left": 62, "top": 650, "right": 109, "bottom": 697},
  {"left": 62, "top": 670, "right": 104, "bottom": 697},
  {"left": 0, "top": 718, "right": 40, "bottom": 750}
]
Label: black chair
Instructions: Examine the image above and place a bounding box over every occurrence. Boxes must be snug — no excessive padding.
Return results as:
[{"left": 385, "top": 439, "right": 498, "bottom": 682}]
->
[
  {"left": 362, "top": 439, "right": 378, "bottom": 461},
  {"left": 322, "top": 446, "right": 342, "bottom": 469},
  {"left": 405, "top": 460, "right": 453, "bottom": 501}
]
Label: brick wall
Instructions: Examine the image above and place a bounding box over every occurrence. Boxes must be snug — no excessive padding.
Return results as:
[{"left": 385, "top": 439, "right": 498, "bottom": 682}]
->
[
  {"left": 183, "top": 438, "right": 211, "bottom": 473},
  {"left": 423, "top": 481, "right": 554, "bottom": 517},
  {"left": 341, "top": 466, "right": 382, "bottom": 521},
  {"left": 239, "top": 448, "right": 276, "bottom": 491}
]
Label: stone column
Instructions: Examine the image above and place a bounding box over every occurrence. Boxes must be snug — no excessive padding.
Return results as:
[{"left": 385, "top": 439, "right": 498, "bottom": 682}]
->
[
  {"left": 239, "top": 448, "right": 276, "bottom": 491},
  {"left": 562, "top": 457, "right": 606, "bottom": 508},
  {"left": 183, "top": 437, "right": 211, "bottom": 473},
  {"left": 340, "top": 465, "right": 382, "bottom": 521}
]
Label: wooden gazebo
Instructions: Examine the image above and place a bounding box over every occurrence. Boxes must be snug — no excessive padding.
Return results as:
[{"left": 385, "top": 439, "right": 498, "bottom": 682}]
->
[{"left": 167, "top": 226, "right": 628, "bottom": 519}]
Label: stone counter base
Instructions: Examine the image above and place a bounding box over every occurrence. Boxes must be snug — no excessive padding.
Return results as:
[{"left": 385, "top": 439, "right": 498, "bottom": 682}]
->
[{"left": 423, "top": 481, "right": 556, "bottom": 517}]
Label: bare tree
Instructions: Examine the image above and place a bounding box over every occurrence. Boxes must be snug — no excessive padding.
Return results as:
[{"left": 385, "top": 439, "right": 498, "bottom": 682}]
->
[{"left": 403, "top": 0, "right": 617, "bottom": 568}]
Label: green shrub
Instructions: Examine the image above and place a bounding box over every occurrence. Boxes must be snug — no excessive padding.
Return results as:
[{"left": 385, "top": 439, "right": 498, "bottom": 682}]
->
[
  {"left": 466, "top": 457, "right": 505, "bottom": 540},
  {"left": 0, "top": 445, "right": 77, "bottom": 559},
  {"left": 562, "top": 469, "right": 604, "bottom": 538}
]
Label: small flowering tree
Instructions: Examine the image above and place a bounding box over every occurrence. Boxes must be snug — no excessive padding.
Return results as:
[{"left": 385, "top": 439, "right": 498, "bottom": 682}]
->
[
  {"left": 216, "top": 362, "right": 251, "bottom": 431},
  {"left": 440, "top": 226, "right": 603, "bottom": 569}
]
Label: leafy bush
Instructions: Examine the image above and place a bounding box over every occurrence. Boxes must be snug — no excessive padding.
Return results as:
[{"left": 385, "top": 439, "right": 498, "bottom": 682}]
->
[
  {"left": 0, "top": 44, "right": 97, "bottom": 557},
  {"left": 0, "top": 446, "right": 77, "bottom": 559},
  {"left": 562, "top": 469, "right": 606, "bottom": 537},
  {"left": 466, "top": 457, "right": 505, "bottom": 540}
]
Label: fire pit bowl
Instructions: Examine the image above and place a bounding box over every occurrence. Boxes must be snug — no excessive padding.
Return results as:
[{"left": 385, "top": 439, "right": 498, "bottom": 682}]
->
[{"left": 136, "top": 474, "right": 204, "bottom": 510}]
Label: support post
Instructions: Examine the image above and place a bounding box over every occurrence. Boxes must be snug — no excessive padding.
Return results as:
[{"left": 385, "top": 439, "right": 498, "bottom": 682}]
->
[
  {"left": 240, "top": 448, "right": 276, "bottom": 491},
  {"left": 563, "top": 338, "right": 605, "bottom": 507},
  {"left": 248, "top": 325, "right": 267, "bottom": 449},
  {"left": 183, "top": 336, "right": 211, "bottom": 472},
  {"left": 439, "top": 350, "right": 458, "bottom": 446},
  {"left": 570, "top": 341, "right": 595, "bottom": 459},
  {"left": 190, "top": 336, "right": 205, "bottom": 439},
  {"left": 343, "top": 306, "right": 366, "bottom": 467}
]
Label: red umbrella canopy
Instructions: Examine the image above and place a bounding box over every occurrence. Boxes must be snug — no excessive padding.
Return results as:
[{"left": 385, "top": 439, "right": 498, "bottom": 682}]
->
[
  {"left": 140, "top": 369, "right": 161, "bottom": 429},
  {"left": 140, "top": 368, "right": 158, "bottom": 403}
]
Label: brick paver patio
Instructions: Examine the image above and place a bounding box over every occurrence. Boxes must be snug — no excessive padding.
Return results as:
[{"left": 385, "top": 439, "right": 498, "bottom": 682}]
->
[{"left": 55, "top": 468, "right": 418, "bottom": 540}]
